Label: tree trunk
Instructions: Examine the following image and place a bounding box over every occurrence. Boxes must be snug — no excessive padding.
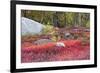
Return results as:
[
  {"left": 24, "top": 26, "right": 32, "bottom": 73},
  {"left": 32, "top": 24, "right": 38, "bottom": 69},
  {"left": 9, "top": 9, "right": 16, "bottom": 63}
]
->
[{"left": 53, "top": 12, "right": 59, "bottom": 27}]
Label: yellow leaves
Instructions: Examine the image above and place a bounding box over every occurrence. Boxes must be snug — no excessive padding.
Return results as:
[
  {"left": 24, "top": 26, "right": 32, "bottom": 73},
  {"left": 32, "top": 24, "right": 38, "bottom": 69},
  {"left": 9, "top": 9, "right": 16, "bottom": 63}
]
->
[{"left": 51, "top": 36, "right": 57, "bottom": 42}]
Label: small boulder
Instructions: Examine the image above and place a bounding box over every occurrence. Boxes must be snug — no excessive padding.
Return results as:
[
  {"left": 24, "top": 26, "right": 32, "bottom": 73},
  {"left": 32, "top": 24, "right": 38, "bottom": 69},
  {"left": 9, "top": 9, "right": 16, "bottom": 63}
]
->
[
  {"left": 56, "top": 42, "right": 65, "bottom": 47},
  {"left": 34, "top": 39, "right": 53, "bottom": 45}
]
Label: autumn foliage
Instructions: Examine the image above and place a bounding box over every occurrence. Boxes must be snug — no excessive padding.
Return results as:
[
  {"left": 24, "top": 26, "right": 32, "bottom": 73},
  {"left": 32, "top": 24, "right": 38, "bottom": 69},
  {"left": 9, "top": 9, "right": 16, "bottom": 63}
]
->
[{"left": 21, "top": 38, "right": 90, "bottom": 63}]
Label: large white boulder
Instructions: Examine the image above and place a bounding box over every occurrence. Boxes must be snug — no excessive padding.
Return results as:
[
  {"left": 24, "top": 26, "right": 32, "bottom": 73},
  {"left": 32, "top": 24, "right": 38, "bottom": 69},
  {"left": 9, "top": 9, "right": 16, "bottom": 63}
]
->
[{"left": 21, "top": 17, "right": 43, "bottom": 35}]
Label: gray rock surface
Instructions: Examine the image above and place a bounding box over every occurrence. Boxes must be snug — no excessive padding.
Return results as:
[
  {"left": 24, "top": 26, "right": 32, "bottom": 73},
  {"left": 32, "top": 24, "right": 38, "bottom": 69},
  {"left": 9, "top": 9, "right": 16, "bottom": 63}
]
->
[
  {"left": 34, "top": 39, "right": 53, "bottom": 45},
  {"left": 21, "top": 17, "right": 43, "bottom": 35}
]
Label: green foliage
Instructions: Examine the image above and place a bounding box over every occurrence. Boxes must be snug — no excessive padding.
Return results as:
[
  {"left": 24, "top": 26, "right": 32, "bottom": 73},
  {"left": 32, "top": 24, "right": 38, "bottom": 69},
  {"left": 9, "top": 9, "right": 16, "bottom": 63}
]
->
[
  {"left": 21, "top": 10, "right": 90, "bottom": 28},
  {"left": 42, "top": 25, "right": 54, "bottom": 35},
  {"left": 86, "top": 20, "right": 90, "bottom": 28},
  {"left": 66, "top": 13, "right": 75, "bottom": 26},
  {"left": 42, "top": 25, "right": 61, "bottom": 42}
]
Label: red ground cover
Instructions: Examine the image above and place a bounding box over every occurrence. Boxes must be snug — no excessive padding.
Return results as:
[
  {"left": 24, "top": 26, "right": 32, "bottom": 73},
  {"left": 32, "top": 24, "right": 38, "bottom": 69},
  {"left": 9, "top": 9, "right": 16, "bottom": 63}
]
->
[{"left": 21, "top": 39, "right": 90, "bottom": 63}]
